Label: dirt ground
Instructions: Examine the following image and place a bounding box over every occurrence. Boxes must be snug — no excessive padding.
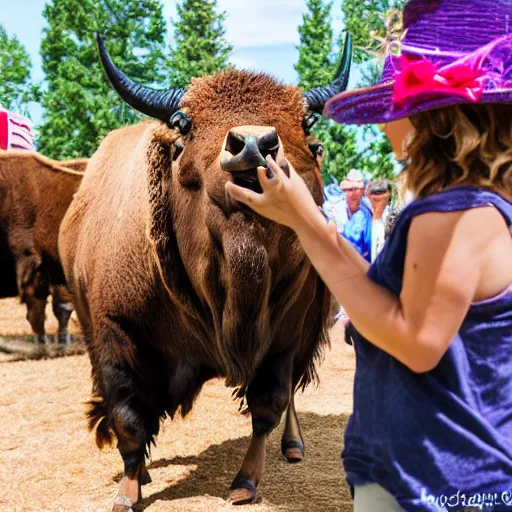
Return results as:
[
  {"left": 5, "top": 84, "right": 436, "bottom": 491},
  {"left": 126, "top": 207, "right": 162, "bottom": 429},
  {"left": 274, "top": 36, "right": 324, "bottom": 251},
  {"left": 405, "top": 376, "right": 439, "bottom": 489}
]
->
[{"left": 0, "top": 298, "right": 355, "bottom": 512}]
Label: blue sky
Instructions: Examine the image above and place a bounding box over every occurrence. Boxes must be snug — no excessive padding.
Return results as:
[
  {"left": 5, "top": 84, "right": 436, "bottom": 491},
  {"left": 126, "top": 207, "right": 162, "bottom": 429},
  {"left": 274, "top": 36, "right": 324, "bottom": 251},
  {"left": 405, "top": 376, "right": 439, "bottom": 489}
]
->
[{"left": 0, "top": 0, "right": 359, "bottom": 125}]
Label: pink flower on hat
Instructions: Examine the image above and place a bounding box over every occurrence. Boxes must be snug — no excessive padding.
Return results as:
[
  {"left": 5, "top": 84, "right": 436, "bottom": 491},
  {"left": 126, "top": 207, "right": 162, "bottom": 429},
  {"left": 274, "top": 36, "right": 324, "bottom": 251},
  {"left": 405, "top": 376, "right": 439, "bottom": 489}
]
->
[{"left": 392, "top": 54, "right": 485, "bottom": 108}]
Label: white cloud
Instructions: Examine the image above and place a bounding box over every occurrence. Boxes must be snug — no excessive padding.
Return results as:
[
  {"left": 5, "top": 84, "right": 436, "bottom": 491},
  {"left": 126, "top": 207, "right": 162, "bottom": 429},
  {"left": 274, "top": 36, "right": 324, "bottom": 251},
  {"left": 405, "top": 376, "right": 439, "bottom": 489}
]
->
[
  {"left": 219, "top": 0, "right": 307, "bottom": 47},
  {"left": 230, "top": 44, "right": 298, "bottom": 83},
  {"left": 228, "top": 54, "right": 257, "bottom": 70},
  {"left": 164, "top": 0, "right": 344, "bottom": 49}
]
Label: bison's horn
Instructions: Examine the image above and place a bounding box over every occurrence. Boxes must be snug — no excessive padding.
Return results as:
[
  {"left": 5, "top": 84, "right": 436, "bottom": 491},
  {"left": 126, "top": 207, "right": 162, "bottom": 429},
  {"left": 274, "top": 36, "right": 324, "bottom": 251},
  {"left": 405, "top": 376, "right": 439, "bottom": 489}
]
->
[
  {"left": 96, "top": 34, "right": 185, "bottom": 123},
  {"left": 303, "top": 32, "right": 353, "bottom": 115}
]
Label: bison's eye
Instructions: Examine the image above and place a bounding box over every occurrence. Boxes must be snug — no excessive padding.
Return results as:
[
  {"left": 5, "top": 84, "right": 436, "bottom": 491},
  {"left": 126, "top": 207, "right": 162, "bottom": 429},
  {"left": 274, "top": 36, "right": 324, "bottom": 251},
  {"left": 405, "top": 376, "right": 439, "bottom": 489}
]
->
[
  {"left": 170, "top": 111, "right": 192, "bottom": 135},
  {"left": 302, "top": 114, "right": 319, "bottom": 135}
]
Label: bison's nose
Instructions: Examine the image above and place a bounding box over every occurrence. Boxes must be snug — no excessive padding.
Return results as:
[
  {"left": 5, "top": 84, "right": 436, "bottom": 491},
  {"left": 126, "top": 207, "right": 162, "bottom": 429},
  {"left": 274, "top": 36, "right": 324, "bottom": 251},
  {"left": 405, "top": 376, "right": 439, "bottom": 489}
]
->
[{"left": 220, "top": 126, "right": 280, "bottom": 173}]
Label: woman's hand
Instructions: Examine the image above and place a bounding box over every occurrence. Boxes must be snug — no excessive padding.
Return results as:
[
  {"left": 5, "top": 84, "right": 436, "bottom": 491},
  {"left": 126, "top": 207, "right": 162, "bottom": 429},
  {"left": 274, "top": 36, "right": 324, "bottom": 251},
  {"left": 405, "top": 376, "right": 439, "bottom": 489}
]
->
[{"left": 224, "top": 155, "right": 324, "bottom": 233}]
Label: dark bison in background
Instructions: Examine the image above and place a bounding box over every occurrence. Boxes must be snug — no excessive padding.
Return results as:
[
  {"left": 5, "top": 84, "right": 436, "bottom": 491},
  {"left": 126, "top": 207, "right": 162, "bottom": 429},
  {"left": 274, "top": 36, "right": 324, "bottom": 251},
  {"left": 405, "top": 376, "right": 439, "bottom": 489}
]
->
[
  {"left": 59, "top": 33, "right": 352, "bottom": 510},
  {"left": 0, "top": 151, "right": 87, "bottom": 344}
]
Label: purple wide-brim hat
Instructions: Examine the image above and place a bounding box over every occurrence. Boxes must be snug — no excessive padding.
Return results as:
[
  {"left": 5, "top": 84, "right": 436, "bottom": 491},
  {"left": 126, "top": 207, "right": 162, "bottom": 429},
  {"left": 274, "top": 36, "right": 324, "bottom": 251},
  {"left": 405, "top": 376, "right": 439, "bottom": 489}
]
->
[{"left": 324, "top": 0, "right": 512, "bottom": 125}]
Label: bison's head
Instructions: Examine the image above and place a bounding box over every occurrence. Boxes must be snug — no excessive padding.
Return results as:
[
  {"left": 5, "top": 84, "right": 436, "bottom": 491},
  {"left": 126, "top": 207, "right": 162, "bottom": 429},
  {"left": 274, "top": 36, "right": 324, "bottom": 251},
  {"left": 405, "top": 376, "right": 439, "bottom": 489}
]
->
[{"left": 96, "top": 34, "right": 351, "bottom": 210}]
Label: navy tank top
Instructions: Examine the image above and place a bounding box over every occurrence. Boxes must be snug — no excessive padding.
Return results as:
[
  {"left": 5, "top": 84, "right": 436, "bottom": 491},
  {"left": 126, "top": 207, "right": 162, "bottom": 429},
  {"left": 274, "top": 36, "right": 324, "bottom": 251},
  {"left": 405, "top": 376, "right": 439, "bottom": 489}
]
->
[{"left": 343, "top": 186, "right": 512, "bottom": 511}]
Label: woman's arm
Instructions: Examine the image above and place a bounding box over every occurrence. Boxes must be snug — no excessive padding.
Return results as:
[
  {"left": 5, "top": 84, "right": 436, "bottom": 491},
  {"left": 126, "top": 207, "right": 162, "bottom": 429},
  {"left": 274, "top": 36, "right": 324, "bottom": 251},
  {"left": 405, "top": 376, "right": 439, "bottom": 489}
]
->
[
  {"left": 225, "top": 157, "right": 486, "bottom": 373},
  {"left": 295, "top": 207, "right": 483, "bottom": 372}
]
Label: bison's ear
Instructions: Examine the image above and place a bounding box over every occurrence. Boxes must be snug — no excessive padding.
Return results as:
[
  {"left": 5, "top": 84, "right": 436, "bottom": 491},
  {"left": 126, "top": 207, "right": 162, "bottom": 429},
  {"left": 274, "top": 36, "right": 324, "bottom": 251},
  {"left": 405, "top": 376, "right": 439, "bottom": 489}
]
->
[{"left": 170, "top": 111, "right": 192, "bottom": 135}]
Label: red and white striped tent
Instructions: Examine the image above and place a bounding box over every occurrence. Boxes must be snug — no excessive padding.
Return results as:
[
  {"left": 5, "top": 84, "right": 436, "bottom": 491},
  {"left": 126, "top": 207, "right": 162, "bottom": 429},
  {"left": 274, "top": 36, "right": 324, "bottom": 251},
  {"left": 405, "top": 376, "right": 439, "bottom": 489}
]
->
[{"left": 0, "top": 107, "right": 34, "bottom": 151}]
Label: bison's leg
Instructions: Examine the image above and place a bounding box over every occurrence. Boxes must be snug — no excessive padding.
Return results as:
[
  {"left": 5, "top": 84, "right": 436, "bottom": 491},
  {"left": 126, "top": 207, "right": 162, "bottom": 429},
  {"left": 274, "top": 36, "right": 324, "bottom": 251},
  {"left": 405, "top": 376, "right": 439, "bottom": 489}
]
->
[
  {"left": 279, "top": 347, "right": 322, "bottom": 464},
  {"left": 110, "top": 397, "right": 153, "bottom": 511},
  {"left": 22, "top": 280, "right": 50, "bottom": 344},
  {"left": 16, "top": 254, "right": 50, "bottom": 344},
  {"left": 50, "top": 285, "right": 74, "bottom": 344},
  {"left": 25, "top": 292, "right": 48, "bottom": 343},
  {"left": 281, "top": 394, "right": 304, "bottom": 463},
  {"left": 114, "top": 443, "right": 146, "bottom": 512},
  {"left": 101, "top": 360, "right": 158, "bottom": 512},
  {"left": 108, "top": 390, "right": 154, "bottom": 511},
  {"left": 229, "top": 353, "right": 292, "bottom": 505}
]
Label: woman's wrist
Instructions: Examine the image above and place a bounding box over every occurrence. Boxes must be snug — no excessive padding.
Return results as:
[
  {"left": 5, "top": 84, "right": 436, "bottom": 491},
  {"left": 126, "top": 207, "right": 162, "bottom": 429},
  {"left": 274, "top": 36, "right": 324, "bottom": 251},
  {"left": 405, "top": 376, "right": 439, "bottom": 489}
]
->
[
  {"left": 294, "top": 210, "right": 353, "bottom": 266},
  {"left": 292, "top": 205, "right": 330, "bottom": 239}
]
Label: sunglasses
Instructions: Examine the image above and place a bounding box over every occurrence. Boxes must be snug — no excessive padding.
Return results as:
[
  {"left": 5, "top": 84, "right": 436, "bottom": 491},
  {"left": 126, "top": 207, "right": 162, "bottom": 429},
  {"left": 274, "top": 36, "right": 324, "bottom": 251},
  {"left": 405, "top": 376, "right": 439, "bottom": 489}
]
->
[{"left": 369, "top": 190, "right": 388, "bottom": 196}]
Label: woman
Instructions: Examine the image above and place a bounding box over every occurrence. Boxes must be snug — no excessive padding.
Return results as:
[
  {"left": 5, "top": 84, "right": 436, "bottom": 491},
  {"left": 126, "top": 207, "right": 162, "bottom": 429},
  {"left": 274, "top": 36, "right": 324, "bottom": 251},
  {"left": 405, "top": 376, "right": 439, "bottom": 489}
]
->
[{"left": 225, "top": 0, "right": 512, "bottom": 510}]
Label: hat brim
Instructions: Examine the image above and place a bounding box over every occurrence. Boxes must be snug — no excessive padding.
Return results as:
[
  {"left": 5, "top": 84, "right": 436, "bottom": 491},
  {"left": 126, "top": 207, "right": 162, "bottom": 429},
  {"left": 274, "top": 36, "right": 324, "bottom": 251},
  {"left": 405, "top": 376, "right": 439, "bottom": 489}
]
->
[
  {"left": 324, "top": 81, "right": 512, "bottom": 125},
  {"left": 341, "top": 182, "right": 364, "bottom": 190}
]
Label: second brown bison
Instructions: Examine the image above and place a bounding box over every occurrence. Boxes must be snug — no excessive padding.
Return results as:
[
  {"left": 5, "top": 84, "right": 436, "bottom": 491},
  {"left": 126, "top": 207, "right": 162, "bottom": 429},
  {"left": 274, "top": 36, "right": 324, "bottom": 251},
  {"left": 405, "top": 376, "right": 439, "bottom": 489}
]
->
[
  {"left": 59, "top": 34, "right": 352, "bottom": 510},
  {"left": 0, "top": 151, "right": 86, "bottom": 344}
]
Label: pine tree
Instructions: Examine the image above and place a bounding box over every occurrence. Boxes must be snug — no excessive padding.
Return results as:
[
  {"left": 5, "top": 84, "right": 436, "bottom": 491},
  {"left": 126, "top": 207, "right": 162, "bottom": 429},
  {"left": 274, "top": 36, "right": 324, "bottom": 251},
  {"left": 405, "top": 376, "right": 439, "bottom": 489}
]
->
[
  {"left": 0, "top": 24, "right": 38, "bottom": 115},
  {"left": 166, "top": 0, "right": 233, "bottom": 89},
  {"left": 295, "top": 0, "right": 335, "bottom": 91},
  {"left": 38, "top": 0, "right": 167, "bottom": 159},
  {"left": 295, "top": 0, "right": 360, "bottom": 183}
]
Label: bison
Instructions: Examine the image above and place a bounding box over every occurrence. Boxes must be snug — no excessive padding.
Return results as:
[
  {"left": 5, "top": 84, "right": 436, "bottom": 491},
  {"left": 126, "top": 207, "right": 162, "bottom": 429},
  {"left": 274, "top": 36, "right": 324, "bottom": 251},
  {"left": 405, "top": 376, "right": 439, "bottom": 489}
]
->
[
  {"left": 0, "top": 151, "right": 87, "bottom": 345},
  {"left": 59, "top": 33, "right": 352, "bottom": 510}
]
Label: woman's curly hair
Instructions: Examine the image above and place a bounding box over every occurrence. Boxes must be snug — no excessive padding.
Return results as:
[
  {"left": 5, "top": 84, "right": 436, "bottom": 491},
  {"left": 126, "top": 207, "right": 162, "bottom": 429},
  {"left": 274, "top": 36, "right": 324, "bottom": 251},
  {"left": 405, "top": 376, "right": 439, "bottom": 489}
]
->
[{"left": 404, "top": 104, "right": 512, "bottom": 199}]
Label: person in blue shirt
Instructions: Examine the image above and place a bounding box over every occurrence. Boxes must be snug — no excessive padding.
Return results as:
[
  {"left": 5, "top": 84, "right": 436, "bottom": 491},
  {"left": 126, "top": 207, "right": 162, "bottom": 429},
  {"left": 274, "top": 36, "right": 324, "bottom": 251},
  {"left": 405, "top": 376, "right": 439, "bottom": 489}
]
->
[
  {"left": 339, "top": 169, "right": 372, "bottom": 262},
  {"left": 322, "top": 169, "right": 373, "bottom": 261},
  {"left": 322, "top": 169, "right": 373, "bottom": 329}
]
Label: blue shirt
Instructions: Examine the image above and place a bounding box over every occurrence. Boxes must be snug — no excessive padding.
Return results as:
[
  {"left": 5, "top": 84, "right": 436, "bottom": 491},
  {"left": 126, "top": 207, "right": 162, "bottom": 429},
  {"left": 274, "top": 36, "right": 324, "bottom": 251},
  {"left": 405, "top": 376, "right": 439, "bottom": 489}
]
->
[
  {"left": 343, "top": 187, "right": 512, "bottom": 511},
  {"left": 322, "top": 187, "right": 373, "bottom": 262},
  {"left": 341, "top": 202, "right": 373, "bottom": 263}
]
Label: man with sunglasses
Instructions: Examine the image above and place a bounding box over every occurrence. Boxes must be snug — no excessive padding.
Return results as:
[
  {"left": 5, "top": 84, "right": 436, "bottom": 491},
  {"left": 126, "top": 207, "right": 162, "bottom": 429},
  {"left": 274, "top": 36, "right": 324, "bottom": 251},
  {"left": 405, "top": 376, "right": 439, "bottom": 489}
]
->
[{"left": 367, "top": 179, "right": 394, "bottom": 262}]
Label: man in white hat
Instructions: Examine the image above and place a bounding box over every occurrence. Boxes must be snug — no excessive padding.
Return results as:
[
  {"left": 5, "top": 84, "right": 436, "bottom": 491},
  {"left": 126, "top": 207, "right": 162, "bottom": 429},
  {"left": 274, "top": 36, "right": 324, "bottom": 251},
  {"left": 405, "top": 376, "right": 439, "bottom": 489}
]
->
[
  {"left": 339, "top": 168, "right": 372, "bottom": 262},
  {"left": 327, "top": 168, "right": 373, "bottom": 331}
]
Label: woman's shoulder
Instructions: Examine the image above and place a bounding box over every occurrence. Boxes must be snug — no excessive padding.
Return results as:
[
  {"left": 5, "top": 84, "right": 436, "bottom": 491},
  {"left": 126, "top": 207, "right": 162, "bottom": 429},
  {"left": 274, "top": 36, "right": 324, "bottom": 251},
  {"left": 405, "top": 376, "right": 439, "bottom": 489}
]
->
[
  {"left": 399, "top": 186, "right": 512, "bottom": 226},
  {"left": 369, "top": 186, "right": 512, "bottom": 292},
  {"left": 409, "top": 206, "right": 507, "bottom": 256}
]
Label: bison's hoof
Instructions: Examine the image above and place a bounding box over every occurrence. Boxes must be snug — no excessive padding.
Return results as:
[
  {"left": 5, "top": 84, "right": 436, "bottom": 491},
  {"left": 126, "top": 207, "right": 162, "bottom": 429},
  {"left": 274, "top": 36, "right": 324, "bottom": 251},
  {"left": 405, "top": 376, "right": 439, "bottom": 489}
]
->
[
  {"left": 229, "top": 477, "right": 257, "bottom": 505},
  {"left": 229, "top": 488, "right": 256, "bottom": 505},
  {"left": 112, "top": 494, "right": 134, "bottom": 512},
  {"left": 281, "top": 438, "right": 305, "bottom": 464}
]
